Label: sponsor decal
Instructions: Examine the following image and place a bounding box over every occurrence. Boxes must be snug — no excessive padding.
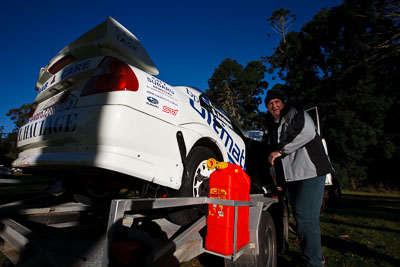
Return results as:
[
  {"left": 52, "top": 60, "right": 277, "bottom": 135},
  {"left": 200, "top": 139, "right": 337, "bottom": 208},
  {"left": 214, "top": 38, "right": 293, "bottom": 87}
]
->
[
  {"left": 146, "top": 90, "right": 177, "bottom": 107},
  {"left": 29, "top": 93, "right": 78, "bottom": 123},
  {"left": 189, "top": 98, "right": 245, "bottom": 169},
  {"left": 186, "top": 88, "right": 200, "bottom": 103},
  {"left": 144, "top": 75, "right": 179, "bottom": 117},
  {"left": 115, "top": 27, "right": 139, "bottom": 52},
  {"left": 29, "top": 107, "right": 57, "bottom": 123},
  {"left": 145, "top": 102, "right": 159, "bottom": 109},
  {"left": 18, "top": 113, "right": 78, "bottom": 142},
  {"left": 162, "top": 106, "right": 178, "bottom": 116},
  {"left": 38, "top": 58, "right": 99, "bottom": 96},
  {"left": 61, "top": 59, "right": 91, "bottom": 80},
  {"left": 146, "top": 77, "right": 175, "bottom": 96},
  {"left": 145, "top": 95, "right": 159, "bottom": 109},
  {"left": 39, "top": 82, "right": 49, "bottom": 94},
  {"left": 147, "top": 96, "right": 159, "bottom": 105}
]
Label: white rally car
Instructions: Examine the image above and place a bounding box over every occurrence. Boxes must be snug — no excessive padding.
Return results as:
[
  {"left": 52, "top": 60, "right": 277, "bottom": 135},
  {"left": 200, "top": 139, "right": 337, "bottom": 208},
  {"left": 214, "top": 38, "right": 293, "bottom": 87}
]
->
[{"left": 13, "top": 17, "right": 247, "bottom": 206}]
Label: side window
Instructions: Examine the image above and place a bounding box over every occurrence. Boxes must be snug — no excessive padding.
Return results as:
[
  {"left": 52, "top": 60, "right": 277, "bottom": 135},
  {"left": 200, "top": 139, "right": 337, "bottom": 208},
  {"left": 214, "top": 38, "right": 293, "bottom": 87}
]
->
[{"left": 199, "top": 94, "right": 212, "bottom": 110}]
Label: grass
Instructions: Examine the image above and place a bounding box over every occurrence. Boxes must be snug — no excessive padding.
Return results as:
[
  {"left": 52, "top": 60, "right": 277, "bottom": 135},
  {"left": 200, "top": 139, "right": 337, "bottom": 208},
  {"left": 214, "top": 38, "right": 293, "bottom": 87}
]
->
[
  {"left": 320, "top": 191, "right": 400, "bottom": 266},
  {"left": 279, "top": 191, "right": 400, "bottom": 266},
  {"left": 1, "top": 179, "right": 399, "bottom": 266}
]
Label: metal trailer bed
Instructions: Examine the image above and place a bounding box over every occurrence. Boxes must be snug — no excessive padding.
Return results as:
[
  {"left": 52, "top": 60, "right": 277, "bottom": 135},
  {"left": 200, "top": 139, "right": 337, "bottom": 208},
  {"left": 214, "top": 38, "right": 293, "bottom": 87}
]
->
[{"left": 0, "top": 192, "right": 277, "bottom": 266}]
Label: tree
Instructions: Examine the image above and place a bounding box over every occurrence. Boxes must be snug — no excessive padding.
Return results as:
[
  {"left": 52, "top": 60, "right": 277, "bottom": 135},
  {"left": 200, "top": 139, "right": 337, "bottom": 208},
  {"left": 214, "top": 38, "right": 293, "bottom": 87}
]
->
[
  {"left": 267, "top": 8, "right": 296, "bottom": 53},
  {"left": 206, "top": 59, "right": 268, "bottom": 129},
  {"left": 0, "top": 126, "right": 4, "bottom": 139},
  {"left": 264, "top": 0, "right": 400, "bottom": 190},
  {"left": 207, "top": 58, "right": 242, "bottom": 120},
  {"left": 4, "top": 103, "right": 32, "bottom": 159},
  {"left": 237, "top": 61, "right": 269, "bottom": 129},
  {"left": 7, "top": 103, "right": 32, "bottom": 132}
]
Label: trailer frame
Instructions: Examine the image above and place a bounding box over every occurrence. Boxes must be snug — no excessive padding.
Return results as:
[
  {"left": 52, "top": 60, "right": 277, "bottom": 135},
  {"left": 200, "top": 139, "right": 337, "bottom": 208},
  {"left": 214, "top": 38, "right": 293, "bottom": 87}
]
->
[
  {"left": 102, "top": 195, "right": 277, "bottom": 266},
  {"left": 0, "top": 188, "right": 281, "bottom": 266}
]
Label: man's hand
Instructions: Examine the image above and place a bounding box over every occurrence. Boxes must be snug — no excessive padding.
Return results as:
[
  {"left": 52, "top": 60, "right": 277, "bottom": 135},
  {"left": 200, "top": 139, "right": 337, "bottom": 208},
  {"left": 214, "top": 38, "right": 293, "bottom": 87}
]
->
[{"left": 268, "top": 151, "right": 282, "bottom": 165}]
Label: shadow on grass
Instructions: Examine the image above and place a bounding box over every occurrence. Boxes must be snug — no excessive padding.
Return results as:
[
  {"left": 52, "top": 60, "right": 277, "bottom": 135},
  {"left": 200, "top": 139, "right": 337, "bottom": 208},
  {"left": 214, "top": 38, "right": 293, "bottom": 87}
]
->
[
  {"left": 321, "top": 234, "right": 400, "bottom": 266},
  {"left": 323, "top": 195, "right": 400, "bottom": 222},
  {"left": 277, "top": 251, "right": 302, "bottom": 267},
  {"left": 336, "top": 194, "right": 400, "bottom": 209},
  {"left": 320, "top": 216, "right": 400, "bottom": 236}
]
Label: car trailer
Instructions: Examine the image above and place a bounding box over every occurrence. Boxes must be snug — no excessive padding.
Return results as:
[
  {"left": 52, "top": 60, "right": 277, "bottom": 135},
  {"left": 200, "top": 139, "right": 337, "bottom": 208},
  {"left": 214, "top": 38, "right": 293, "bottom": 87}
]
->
[
  {"left": 0, "top": 188, "right": 280, "bottom": 266},
  {"left": 103, "top": 195, "right": 278, "bottom": 266}
]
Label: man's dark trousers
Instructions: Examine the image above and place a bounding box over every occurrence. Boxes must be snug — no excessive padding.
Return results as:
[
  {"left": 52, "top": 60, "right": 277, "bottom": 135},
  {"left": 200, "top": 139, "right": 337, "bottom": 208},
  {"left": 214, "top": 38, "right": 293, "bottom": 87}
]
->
[{"left": 287, "top": 175, "right": 326, "bottom": 267}]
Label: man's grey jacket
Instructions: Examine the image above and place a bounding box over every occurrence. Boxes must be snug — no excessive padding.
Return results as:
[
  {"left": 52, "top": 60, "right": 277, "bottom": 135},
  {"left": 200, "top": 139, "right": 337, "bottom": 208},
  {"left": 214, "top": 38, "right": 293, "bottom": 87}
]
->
[{"left": 270, "top": 105, "right": 333, "bottom": 182}]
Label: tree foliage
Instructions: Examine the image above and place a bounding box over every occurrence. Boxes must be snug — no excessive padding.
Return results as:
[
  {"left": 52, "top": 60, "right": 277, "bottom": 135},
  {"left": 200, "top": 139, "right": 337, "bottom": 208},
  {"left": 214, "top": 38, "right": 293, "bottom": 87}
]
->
[
  {"left": 0, "top": 131, "right": 17, "bottom": 164},
  {"left": 2, "top": 103, "right": 32, "bottom": 161},
  {"left": 264, "top": 0, "right": 400, "bottom": 189},
  {"left": 6, "top": 103, "right": 32, "bottom": 132},
  {"left": 206, "top": 58, "right": 268, "bottom": 129},
  {"left": 267, "top": 8, "right": 296, "bottom": 52}
]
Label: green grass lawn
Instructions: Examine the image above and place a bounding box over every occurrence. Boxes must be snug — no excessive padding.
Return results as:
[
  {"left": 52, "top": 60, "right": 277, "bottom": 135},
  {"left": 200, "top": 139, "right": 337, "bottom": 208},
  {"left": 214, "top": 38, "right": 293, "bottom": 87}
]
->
[
  {"left": 320, "top": 191, "right": 400, "bottom": 266},
  {"left": 279, "top": 191, "right": 400, "bottom": 267}
]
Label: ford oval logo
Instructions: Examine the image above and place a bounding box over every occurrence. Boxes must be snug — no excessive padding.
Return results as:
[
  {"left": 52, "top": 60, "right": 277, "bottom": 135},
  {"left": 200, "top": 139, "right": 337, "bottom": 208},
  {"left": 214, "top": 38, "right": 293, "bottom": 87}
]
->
[{"left": 147, "top": 97, "right": 159, "bottom": 104}]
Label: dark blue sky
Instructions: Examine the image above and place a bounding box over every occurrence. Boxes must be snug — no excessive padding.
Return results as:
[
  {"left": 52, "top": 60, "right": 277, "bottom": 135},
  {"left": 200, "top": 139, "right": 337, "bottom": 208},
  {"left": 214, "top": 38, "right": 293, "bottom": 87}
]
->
[{"left": 0, "top": 0, "right": 342, "bottom": 132}]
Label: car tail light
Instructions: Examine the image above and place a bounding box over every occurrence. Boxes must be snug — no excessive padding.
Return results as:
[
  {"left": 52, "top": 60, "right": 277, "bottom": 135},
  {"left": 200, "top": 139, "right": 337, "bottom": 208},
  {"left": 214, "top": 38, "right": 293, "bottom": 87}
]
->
[
  {"left": 81, "top": 57, "right": 139, "bottom": 96},
  {"left": 48, "top": 54, "right": 76, "bottom": 74}
]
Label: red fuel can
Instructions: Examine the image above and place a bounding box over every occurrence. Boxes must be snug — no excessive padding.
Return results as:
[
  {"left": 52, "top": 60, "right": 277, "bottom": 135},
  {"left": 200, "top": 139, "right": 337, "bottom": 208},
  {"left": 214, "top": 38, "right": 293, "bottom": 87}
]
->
[{"left": 205, "top": 159, "right": 251, "bottom": 255}]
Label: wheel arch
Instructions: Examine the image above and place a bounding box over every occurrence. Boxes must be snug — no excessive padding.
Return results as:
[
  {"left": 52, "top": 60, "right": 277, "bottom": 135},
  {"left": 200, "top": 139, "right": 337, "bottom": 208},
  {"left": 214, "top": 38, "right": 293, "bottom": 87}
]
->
[
  {"left": 189, "top": 137, "right": 224, "bottom": 161},
  {"left": 168, "top": 137, "right": 223, "bottom": 225}
]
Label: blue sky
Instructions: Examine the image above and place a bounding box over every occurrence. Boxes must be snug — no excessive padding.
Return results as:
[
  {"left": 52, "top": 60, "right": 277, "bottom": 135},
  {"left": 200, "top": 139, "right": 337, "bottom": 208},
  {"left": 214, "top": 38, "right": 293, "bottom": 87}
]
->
[{"left": 0, "top": 0, "right": 342, "bottom": 133}]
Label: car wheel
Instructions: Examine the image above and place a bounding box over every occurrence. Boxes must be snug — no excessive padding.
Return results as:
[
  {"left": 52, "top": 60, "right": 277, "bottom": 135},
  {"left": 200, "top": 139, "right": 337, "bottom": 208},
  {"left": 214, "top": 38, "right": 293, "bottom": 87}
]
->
[
  {"left": 191, "top": 156, "right": 215, "bottom": 198},
  {"left": 257, "top": 211, "right": 278, "bottom": 267},
  {"left": 278, "top": 200, "right": 289, "bottom": 254},
  {"left": 224, "top": 211, "right": 277, "bottom": 267},
  {"left": 168, "top": 146, "right": 217, "bottom": 226}
]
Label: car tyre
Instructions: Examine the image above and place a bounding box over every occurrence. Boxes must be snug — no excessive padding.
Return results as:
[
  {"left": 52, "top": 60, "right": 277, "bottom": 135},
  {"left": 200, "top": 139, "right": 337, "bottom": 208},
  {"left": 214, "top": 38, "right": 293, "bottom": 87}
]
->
[
  {"left": 277, "top": 200, "right": 289, "bottom": 254},
  {"left": 257, "top": 211, "right": 278, "bottom": 267},
  {"left": 168, "top": 146, "right": 216, "bottom": 226},
  {"left": 224, "top": 211, "right": 277, "bottom": 267}
]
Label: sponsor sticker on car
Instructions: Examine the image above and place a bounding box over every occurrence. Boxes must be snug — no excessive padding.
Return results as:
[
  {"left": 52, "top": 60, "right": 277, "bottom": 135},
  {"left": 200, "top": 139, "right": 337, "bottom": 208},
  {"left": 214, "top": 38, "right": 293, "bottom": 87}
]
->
[
  {"left": 38, "top": 57, "right": 103, "bottom": 96},
  {"left": 18, "top": 112, "right": 78, "bottom": 143},
  {"left": 143, "top": 74, "right": 180, "bottom": 118},
  {"left": 186, "top": 88, "right": 245, "bottom": 169}
]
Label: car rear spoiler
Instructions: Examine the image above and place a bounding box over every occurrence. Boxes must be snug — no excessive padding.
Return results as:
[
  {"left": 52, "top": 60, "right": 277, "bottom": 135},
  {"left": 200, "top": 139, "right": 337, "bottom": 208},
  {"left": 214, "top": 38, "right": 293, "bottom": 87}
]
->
[{"left": 40, "top": 16, "right": 159, "bottom": 83}]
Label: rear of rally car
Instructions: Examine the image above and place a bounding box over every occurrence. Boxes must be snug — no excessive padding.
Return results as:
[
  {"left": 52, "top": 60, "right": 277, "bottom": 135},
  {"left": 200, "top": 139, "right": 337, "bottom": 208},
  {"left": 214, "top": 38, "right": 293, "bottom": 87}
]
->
[{"left": 12, "top": 17, "right": 186, "bottom": 190}]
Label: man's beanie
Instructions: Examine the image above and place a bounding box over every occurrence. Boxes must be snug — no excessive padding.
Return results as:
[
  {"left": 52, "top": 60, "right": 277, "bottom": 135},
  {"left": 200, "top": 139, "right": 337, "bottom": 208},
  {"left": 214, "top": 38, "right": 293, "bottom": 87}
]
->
[{"left": 265, "top": 90, "right": 286, "bottom": 106}]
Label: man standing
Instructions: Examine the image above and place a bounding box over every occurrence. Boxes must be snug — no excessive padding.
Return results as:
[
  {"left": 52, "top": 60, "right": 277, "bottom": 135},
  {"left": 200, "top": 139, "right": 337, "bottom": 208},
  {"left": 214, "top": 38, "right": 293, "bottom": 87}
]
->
[{"left": 264, "top": 90, "right": 333, "bottom": 267}]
